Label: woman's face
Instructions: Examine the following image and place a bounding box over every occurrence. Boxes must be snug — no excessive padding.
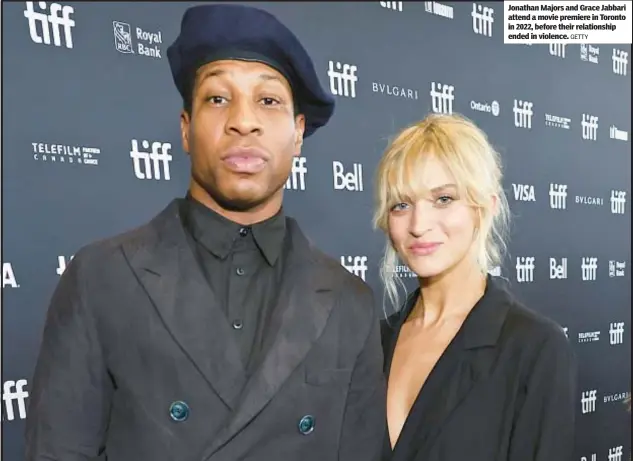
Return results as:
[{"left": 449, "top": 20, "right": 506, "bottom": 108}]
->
[{"left": 388, "top": 155, "right": 479, "bottom": 279}]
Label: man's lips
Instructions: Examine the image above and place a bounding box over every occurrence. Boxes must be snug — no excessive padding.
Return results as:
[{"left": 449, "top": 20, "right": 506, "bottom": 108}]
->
[{"left": 222, "top": 147, "right": 268, "bottom": 174}]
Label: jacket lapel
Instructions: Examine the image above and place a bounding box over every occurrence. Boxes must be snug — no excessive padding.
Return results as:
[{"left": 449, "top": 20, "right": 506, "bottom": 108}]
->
[
  {"left": 124, "top": 199, "right": 246, "bottom": 409},
  {"left": 203, "top": 218, "right": 339, "bottom": 457},
  {"left": 389, "top": 277, "right": 511, "bottom": 461}
]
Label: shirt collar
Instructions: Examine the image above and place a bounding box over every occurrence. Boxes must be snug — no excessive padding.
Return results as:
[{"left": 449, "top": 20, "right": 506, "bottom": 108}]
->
[{"left": 181, "top": 192, "right": 286, "bottom": 266}]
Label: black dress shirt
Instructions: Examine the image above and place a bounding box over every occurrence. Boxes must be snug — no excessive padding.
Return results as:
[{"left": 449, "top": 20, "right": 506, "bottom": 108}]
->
[{"left": 179, "top": 193, "right": 287, "bottom": 376}]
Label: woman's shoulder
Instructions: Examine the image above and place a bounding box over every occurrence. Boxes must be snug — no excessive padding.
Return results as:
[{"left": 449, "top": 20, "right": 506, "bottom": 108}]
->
[{"left": 491, "top": 277, "right": 570, "bottom": 354}]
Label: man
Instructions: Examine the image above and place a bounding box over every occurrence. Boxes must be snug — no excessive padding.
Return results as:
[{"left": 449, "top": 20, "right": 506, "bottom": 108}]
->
[{"left": 25, "top": 4, "right": 386, "bottom": 461}]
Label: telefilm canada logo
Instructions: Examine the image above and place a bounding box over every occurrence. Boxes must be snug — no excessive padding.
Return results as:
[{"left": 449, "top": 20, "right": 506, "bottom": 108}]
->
[{"left": 30, "top": 141, "right": 101, "bottom": 166}]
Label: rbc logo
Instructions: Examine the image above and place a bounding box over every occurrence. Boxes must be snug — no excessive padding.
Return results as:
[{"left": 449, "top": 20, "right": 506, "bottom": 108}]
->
[{"left": 333, "top": 161, "right": 364, "bottom": 191}]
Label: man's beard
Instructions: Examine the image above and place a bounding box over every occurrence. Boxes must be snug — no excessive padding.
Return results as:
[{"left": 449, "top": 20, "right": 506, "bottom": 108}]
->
[{"left": 195, "top": 172, "right": 283, "bottom": 212}]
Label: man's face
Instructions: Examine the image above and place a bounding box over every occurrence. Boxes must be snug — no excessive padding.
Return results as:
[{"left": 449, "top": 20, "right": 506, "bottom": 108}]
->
[{"left": 181, "top": 59, "right": 305, "bottom": 212}]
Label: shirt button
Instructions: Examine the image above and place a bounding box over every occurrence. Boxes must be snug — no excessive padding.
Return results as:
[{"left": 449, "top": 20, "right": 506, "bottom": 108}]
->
[
  {"left": 169, "top": 401, "right": 189, "bottom": 422},
  {"left": 298, "top": 415, "right": 315, "bottom": 435},
  {"left": 239, "top": 227, "right": 249, "bottom": 237},
  {"left": 236, "top": 267, "right": 245, "bottom": 276},
  {"left": 232, "top": 319, "right": 243, "bottom": 330}
]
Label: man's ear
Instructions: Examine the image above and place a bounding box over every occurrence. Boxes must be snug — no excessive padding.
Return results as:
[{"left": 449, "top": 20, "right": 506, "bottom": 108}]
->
[
  {"left": 180, "top": 110, "right": 190, "bottom": 155},
  {"left": 294, "top": 114, "right": 305, "bottom": 156}
]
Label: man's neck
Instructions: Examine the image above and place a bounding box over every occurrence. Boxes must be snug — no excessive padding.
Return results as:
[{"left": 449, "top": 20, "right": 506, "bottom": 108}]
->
[{"left": 188, "top": 182, "right": 282, "bottom": 226}]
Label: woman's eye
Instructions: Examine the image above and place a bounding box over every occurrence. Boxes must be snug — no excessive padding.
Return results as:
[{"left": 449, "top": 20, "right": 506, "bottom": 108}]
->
[
  {"left": 391, "top": 202, "right": 409, "bottom": 211},
  {"left": 436, "top": 195, "right": 454, "bottom": 206}
]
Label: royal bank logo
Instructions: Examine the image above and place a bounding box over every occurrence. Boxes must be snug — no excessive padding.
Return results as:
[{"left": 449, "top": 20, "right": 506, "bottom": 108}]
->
[
  {"left": 609, "top": 260, "right": 626, "bottom": 278},
  {"left": 285, "top": 157, "right": 307, "bottom": 191},
  {"left": 580, "top": 44, "right": 599, "bottom": 64},
  {"left": 545, "top": 113, "right": 571, "bottom": 130},
  {"left": 609, "top": 125, "right": 629, "bottom": 142},
  {"left": 424, "top": 1, "right": 454, "bottom": 19},
  {"left": 31, "top": 142, "right": 101, "bottom": 166},
  {"left": 24, "top": 1, "right": 75, "bottom": 49},
  {"left": 2, "top": 262, "right": 20, "bottom": 289},
  {"left": 1, "top": 380, "right": 29, "bottom": 422},
  {"left": 113, "top": 21, "right": 163, "bottom": 58},
  {"left": 328, "top": 61, "right": 358, "bottom": 98},
  {"left": 471, "top": 99, "right": 500, "bottom": 116},
  {"left": 341, "top": 256, "right": 368, "bottom": 281}
]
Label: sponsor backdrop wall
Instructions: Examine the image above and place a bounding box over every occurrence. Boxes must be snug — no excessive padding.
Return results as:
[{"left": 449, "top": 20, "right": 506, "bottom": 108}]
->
[{"left": 2, "top": 1, "right": 631, "bottom": 460}]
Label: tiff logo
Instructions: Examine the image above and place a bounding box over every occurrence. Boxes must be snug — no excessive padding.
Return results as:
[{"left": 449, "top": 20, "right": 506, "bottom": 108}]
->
[
  {"left": 2, "top": 262, "right": 20, "bottom": 288},
  {"left": 609, "top": 322, "right": 624, "bottom": 345},
  {"left": 328, "top": 61, "right": 358, "bottom": 98},
  {"left": 430, "top": 82, "right": 454, "bottom": 114},
  {"left": 56, "top": 255, "right": 75, "bottom": 276},
  {"left": 609, "top": 260, "right": 626, "bottom": 278},
  {"left": 472, "top": 3, "right": 494, "bottom": 37},
  {"left": 341, "top": 256, "right": 368, "bottom": 281},
  {"left": 515, "top": 257, "right": 535, "bottom": 283},
  {"left": 612, "top": 48, "right": 628, "bottom": 76},
  {"left": 610, "top": 125, "right": 629, "bottom": 142},
  {"left": 513, "top": 100, "right": 533, "bottom": 129},
  {"left": 285, "top": 157, "right": 307, "bottom": 190},
  {"left": 130, "top": 140, "right": 172, "bottom": 180},
  {"left": 549, "top": 183, "right": 567, "bottom": 210},
  {"left": 581, "top": 114, "right": 599, "bottom": 141},
  {"left": 581, "top": 257, "right": 598, "bottom": 281},
  {"left": 549, "top": 43, "right": 566, "bottom": 58},
  {"left": 549, "top": 257, "right": 567, "bottom": 279},
  {"left": 581, "top": 390, "right": 597, "bottom": 414},
  {"left": 424, "top": 1, "right": 454, "bottom": 19},
  {"left": 24, "top": 1, "right": 75, "bottom": 48},
  {"left": 2, "top": 380, "right": 29, "bottom": 421},
  {"left": 609, "top": 446, "right": 624, "bottom": 461},
  {"left": 610, "top": 190, "right": 627, "bottom": 214},
  {"left": 512, "top": 183, "right": 535, "bottom": 202},
  {"left": 380, "top": 1, "right": 403, "bottom": 11},
  {"left": 333, "top": 161, "right": 364, "bottom": 192}
]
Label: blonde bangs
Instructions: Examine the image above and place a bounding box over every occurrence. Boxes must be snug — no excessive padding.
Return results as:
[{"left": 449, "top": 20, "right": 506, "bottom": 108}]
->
[{"left": 374, "top": 113, "right": 497, "bottom": 231}]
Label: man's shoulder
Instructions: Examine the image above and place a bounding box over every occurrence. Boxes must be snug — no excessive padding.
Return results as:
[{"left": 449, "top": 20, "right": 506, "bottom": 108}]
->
[{"left": 72, "top": 202, "right": 174, "bottom": 267}]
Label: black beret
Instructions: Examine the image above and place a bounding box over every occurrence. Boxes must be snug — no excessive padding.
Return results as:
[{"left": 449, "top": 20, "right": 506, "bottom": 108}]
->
[{"left": 167, "top": 3, "right": 335, "bottom": 138}]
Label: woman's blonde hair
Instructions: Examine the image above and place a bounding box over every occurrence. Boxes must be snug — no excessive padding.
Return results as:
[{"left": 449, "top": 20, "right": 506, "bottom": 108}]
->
[{"left": 372, "top": 113, "right": 511, "bottom": 313}]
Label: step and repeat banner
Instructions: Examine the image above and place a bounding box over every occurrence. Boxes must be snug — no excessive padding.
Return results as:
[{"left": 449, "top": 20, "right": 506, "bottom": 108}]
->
[{"left": 2, "top": 1, "right": 631, "bottom": 460}]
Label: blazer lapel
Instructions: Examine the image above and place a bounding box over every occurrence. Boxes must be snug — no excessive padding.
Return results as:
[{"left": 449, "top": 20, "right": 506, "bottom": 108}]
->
[
  {"left": 124, "top": 200, "right": 246, "bottom": 410},
  {"left": 203, "top": 219, "right": 338, "bottom": 457},
  {"left": 390, "top": 277, "right": 510, "bottom": 461}
]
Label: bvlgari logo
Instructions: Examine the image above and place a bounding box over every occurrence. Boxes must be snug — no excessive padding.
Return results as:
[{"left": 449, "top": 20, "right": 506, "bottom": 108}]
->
[{"left": 372, "top": 81, "right": 419, "bottom": 100}]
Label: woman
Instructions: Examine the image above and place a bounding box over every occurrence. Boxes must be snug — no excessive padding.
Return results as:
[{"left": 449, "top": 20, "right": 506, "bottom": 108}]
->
[{"left": 373, "top": 113, "right": 577, "bottom": 461}]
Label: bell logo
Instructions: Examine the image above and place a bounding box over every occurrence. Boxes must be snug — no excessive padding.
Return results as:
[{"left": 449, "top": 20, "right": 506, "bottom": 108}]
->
[
  {"left": 333, "top": 161, "right": 364, "bottom": 191},
  {"left": 549, "top": 257, "right": 567, "bottom": 279},
  {"left": 340, "top": 256, "right": 368, "bottom": 281},
  {"left": 2, "top": 262, "right": 19, "bottom": 288}
]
